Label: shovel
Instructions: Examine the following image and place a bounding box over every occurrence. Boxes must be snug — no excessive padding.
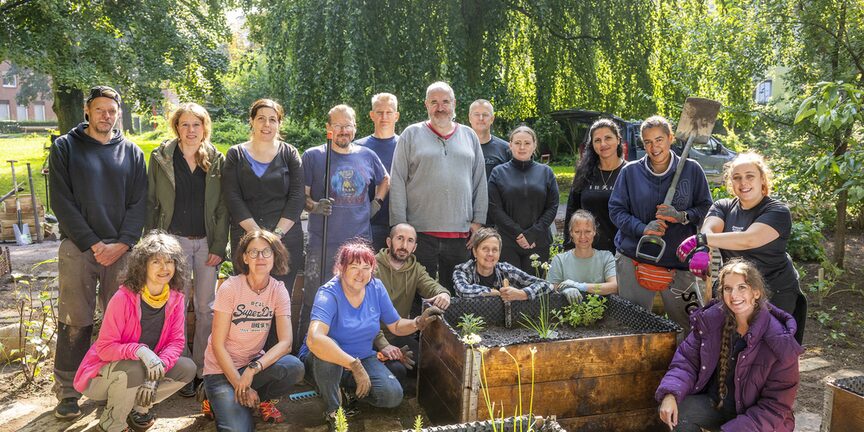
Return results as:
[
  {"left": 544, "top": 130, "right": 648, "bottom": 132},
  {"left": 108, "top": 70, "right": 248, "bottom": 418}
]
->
[
  {"left": 26, "top": 163, "right": 43, "bottom": 243},
  {"left": 635, "top": 97, "right": 721, "bottom": 263},
  {"left": 7, "top": 160, "right": 32, "bottom": 245}
]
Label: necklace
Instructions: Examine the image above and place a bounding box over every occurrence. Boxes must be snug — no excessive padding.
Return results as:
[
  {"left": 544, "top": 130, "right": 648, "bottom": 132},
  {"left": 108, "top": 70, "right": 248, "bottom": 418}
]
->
[{"left": 598, "top": 165, "right": 618, "bottom": 190}]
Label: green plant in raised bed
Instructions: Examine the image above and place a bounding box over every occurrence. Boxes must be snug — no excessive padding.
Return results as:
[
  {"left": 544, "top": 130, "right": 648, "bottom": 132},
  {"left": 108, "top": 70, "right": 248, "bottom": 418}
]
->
[
  {"left": 334, "top": 406, "right": 348, "bottom": 432},
  {"left": 413, "top": 415, "right": 423, "bottom": 431},
  {"left": 519, "top": 293, "right": 559, "bottom": 339},
  {"left": 218, "top": 260, "right": 234, "bottom": 279},
  {"left": 557, "top": 294, "right": 608, "bottom": 327},
  {"left": 457, "top": 313, "right": 486, "bottom": 336}
]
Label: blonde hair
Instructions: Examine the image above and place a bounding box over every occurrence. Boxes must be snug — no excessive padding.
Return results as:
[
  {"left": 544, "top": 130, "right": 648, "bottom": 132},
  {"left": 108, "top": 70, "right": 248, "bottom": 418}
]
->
[
  {"left": 169, "top": 103, "right": 213, "bottom": 172},
  {"left": 328, "top": 104, "right": 356, "bottom": 123},
  {"left": 371, "top": 93, "right": 398, "bottom": 111},
  {"left": 724, "top": 151, "right": 773, "bottom": 197}
]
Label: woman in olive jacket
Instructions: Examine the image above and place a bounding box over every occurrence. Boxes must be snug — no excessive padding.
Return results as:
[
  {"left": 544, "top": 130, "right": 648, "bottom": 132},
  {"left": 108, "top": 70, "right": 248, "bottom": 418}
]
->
[{"left": 146, "top": 102, "right": 228, "bottom": 395}]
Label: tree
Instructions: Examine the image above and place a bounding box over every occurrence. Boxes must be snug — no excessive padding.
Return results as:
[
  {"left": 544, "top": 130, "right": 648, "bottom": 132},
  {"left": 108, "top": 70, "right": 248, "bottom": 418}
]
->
[{"left": 0, "top": 0, "right": 231, "bottom": 132}]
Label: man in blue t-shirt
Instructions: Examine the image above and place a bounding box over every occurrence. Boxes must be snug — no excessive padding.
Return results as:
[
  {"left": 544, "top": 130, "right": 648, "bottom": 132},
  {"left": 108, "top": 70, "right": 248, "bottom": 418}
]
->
[
  {"left": 356, "top": 93, "right": 400, "bottom": 252},
  {"left": 299, "top": 104, "right": 389, "bottom": 344}
]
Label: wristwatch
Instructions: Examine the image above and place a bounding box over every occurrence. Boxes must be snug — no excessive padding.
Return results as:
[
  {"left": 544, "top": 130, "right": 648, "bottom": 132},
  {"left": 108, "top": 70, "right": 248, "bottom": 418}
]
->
[
  {"left": 273, "top": 227, "right": 285, "bottom": 237},
  {"left": 248, "top": 360, "right": 262, "bottom": 372}
]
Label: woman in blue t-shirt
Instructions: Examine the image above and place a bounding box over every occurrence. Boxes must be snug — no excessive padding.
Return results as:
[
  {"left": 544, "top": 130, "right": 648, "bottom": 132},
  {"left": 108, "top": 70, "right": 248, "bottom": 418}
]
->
[
  {"left": 677, "top": 151, "right": 805, "bottom": 343},
  {"left": 299, "top": 241, "right": 443, "bottom": 428}
]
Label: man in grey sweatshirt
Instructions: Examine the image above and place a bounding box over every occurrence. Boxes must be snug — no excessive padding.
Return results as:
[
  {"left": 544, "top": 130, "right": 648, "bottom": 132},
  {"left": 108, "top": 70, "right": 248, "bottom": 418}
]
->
[{"left": 389, "top": 81, "right": 487, "bottom": 291}]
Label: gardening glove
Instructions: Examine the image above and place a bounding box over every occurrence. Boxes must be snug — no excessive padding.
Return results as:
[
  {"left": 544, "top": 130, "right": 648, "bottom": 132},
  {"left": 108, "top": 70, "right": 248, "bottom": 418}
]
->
[
  {"left": 688, "top": 248, "right": 711, "bottom": 279},
  {"left": 559, "top": 279, "right": 589, "bottom": 292},
  {"left": 136, "top": 346, "right": 165, "bottom": 381},
  {"left": 370, "top": 199, "right": 382, "bottom": 219},
  {"left": 414, "top": 306, "right": 444, "bottom": 331},
  {"left": 135, "top": 380, "right": 159, "bottom": 407},
  {"left": 399, "top": 345, "right": 415, "bottom": 370},
  {"left": 677, "top": 233, "right": 708, "bottom": 262},
  {"left": 349, "top": 358, "right": 371, "bottom": 398},
  {"left": 656, "top": 204, "right": 687, "bottom": 224},
  {"left": 643, "top": 219, "right": 668, "bottom": 237},
  {"left": 310, "top": 198, "right": 334, "bottom": 215},
  {"left": 561, "top": 287, "right": 584, "bottom": 305}
]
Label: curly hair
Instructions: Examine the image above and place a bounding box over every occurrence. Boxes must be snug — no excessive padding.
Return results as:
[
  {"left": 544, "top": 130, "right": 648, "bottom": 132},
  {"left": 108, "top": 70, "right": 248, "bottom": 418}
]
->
[
  {"left": 724, "top": 151, "right": 774, "bottom": 197},
  {"left": 714, "top": 258, "right": 769, "bottom": 409},
  {"left": 233, "top": 230, "right": 290, "bottom": 276},
  {"left": 169, "top": 103, "right": 214, "bottom": 172},
  {"left": 572, "top": 119, "right": 623, "bottom": 192},
  {"left": 120, "top": 230, "right": 189, "bottom": 294}
]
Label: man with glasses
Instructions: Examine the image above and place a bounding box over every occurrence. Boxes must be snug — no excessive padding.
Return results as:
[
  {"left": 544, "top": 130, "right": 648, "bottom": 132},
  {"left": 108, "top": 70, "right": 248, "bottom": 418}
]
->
[
  {"left": 49, "top": 85, "right": 147, "bottom": 419},
  {"left": 299, "top": 104, "right": 389, "bottom": 341},
  {"left": 469, "top": 99, "right": 511, "bottom": 179},
  {"left": 389, "top": 82, "right": 487, "bottom": 292},
  {"left": 357, "top": 93, "right": 401, "bottom": 252}
]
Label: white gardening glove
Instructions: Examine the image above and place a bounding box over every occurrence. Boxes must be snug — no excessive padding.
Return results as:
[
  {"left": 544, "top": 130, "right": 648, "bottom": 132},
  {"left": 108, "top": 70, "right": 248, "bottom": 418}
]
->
[
  {"left": 559, "top": 280, "right": 588, "bottom": 304},
  {"left": 135, "top": 380, "right": 159, "bottom": 407},
  {"left": 136, "top": 346, "right": 165, "bottom": 381}
]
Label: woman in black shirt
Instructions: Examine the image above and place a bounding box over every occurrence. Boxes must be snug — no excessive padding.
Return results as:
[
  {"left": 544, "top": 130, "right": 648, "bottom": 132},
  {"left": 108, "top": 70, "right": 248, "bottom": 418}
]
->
[
  {"left": 488, "top": 126, "right": 559, "bottom": 272},
  {"left": 564, "top": 119, "right": 625, "bottom": 253},
  {"left": 677, "top": 151, "right": 805, "bottom": 343}
]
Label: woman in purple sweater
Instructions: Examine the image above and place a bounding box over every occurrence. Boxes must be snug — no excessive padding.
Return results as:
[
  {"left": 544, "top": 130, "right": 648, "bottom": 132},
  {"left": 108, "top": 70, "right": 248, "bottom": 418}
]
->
[{"left": 656, "top": 259, "right": 802, "bottom": 431}]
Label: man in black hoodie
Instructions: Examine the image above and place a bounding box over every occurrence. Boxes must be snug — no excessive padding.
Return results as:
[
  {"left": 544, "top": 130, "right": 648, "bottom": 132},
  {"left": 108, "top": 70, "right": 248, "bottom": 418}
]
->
[{"left": 49, "top": 86, "right": 147, "bottom": 419}]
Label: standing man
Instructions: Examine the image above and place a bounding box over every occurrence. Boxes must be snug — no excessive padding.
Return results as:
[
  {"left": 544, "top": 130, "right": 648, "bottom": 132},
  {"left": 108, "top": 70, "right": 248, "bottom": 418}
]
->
[
  {"left": 608, "top": 116, "right": 712, "bottom": 332},
  {"left": 390, "top": 82, "right": 487, "bottom": 292},
  {"left": 468, "top": 99, "right": 511, "bottom": 179},
  {"left": 357, "top": 93, "right": 400, "bottom": 252},
  {"left": 299, "top": 104, "right": 389, "bottom": 343},
  {"left": 49, "top": 85, "right": 148, "bottom": 418}
]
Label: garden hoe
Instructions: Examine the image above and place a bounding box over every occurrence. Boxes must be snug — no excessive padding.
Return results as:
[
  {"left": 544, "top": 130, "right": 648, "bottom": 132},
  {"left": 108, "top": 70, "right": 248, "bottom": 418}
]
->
[
  {"left": 7, "top": 160, "right": 32, "bottom": 245},
  {"left": 634, "top": 97, "right": 721, "bottom": 264}
]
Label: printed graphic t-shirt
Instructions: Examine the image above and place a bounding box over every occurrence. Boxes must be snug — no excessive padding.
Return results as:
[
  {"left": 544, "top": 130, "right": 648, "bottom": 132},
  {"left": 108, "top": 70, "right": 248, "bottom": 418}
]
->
[{"left": 203, "top": 275, "right": 290, "bottom": 375}]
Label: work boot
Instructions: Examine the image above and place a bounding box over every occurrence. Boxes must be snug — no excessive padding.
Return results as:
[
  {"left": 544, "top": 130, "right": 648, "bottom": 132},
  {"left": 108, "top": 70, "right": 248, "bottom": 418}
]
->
[
  {"left": 178, "top": 377, "right": 202, "bottom": 398},
  {"left": 126, "top": 410, "right": 155, "bottom": 432},
  {"left": 54, "top": 397, "right": 81, "bottom": 419}
]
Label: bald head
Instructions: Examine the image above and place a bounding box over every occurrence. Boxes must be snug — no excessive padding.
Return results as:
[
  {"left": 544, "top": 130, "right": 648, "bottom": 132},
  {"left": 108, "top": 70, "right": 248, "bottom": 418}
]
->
[{"left": 386, "top": 223, "right": 418, "bottom": 263}]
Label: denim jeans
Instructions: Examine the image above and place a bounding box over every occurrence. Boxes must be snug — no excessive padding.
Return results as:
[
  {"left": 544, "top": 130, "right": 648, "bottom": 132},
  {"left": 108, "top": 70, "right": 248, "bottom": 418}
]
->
[
  {"left": 203, "top": 355, "right": 304, "bottom": 432},
  {"left": 302, "top": 353, "right": 403, "bottom": 415}
]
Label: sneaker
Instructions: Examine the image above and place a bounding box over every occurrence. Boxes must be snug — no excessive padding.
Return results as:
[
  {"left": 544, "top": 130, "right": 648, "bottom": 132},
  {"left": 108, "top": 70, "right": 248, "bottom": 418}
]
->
[
  {"left": 258, "top": 400, "right": 284, "bottom": 424},
  {"left": 178, "top": 377, "right": 201, "bottom": 398},
  {"left": 54, "top": 397, "right": 81, "bottom": 419},
  {"left": 201, "top": 399, "right": 214, "bottom": 420},
  {"left": 126, "top": 410, "right": 155, "bottom": 432}
]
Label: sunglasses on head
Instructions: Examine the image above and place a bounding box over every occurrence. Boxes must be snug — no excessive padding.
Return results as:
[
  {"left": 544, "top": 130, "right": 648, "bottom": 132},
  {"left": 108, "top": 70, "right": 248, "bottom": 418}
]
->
[{"left": 86, "top": 86, "right": 121, "bottom": 105}]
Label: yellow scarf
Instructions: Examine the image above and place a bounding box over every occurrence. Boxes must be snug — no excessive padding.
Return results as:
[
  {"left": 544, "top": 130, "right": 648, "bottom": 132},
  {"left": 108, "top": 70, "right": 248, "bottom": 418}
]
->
[{"left": 141, "top": 284, "right": 170, "bottom": 309}]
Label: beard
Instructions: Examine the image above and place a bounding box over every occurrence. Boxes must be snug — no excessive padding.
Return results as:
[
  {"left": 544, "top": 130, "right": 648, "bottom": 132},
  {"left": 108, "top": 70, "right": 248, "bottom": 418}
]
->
[{"left": 388, "top": 248, "right": 410, "bottom": 263}]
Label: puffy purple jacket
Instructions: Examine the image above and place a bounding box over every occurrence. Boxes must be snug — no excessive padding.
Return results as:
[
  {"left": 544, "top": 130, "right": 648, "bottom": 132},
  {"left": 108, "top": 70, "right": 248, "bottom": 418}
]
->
[{"left": 655, "top": 300, "right": 803, "bottom": 431}]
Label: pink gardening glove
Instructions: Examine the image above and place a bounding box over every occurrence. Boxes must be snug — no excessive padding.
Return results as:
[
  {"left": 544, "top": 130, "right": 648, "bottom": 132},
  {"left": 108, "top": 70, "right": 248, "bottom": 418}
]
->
[
  {"left": 676, "top": 234, "right": 707, "bottom": 262},
  {"left": 688, "top": 249, "right": 710, "bottom": 279}
]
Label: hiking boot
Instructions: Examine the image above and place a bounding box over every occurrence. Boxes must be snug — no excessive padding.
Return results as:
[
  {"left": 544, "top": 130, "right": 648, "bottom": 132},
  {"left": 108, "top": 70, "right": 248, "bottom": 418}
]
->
[
  {"left": 201, "top": 399, "right": 214, "bottom": 420},
  {"left": 178, "top": 377, "right": 202, "bottom": 398},
  {"left": 126, "top": 410, "right": 155, "bottom": 432},
  {"left": 258, "top": 400, "right": 284, "bottom": 423},
  {"left": 54, "top": 397, "right": 81, "bottom": 419}
]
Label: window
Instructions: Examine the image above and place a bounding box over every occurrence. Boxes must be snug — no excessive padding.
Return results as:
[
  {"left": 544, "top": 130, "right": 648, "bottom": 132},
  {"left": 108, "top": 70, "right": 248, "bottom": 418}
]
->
[
  {"left": 0, "top": 101, "right": 10, "bottom": 120},
  {"left": 1, "top": 73, "right": 16, "bottom": 88},
  {"left": 34, "top": 103, "right": 45, "bottom": 121},
  {"left": 755, "top": 80, "right": 772, "bottom": 104},
  {"left": 17, "top": 105, "right": 28, "bottom": 121}
]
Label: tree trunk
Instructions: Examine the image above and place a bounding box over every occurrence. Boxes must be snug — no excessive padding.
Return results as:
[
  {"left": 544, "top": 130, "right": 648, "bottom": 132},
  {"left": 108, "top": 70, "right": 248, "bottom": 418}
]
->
[
  {"left": 52, "top": 83, "right": 83, "bottom": 134},
  {"left": 834, "top": 189, "right": 848, "bottom": 268},
  {"left": 461, "top": 0, "right": 484, "bottom": 91}
]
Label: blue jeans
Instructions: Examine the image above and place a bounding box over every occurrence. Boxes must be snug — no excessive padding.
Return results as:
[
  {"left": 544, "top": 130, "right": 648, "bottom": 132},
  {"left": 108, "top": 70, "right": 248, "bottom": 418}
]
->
[
  {"left": 302, "top": 353, "right": 403, "bottom": 415},
  {"left": 203, "top": 355, "right": 304, "bottom": 432}
]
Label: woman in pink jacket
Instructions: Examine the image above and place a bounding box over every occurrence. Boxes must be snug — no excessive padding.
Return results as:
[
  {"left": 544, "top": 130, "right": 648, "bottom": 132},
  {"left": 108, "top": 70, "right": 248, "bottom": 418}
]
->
[{"left": 73, "top": 231, "right": 195, "bottom": 432}]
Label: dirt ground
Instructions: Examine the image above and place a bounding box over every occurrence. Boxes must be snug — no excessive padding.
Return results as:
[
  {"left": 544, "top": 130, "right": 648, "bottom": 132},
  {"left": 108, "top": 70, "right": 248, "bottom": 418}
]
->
[{"left": 0, "top": 235, "right": 862, "bottom": 431}]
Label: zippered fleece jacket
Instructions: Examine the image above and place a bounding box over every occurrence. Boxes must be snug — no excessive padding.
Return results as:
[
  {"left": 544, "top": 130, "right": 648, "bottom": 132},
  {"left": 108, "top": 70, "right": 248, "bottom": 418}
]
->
[
  {"left": 389, "top": 122, "right": 487, "bottom": 232},
  {"left": 74, "top": 286, "right": 186, "bottom": 393},
  {"left": 49, "top": 123, "right": 147, "bottom": 251},
  {"left": 656, "top": 300, "right": 803, "bottom": 431},
  {"left": 145, "top": 138, "right": 229, "bottom": 257},
  {"left": 608, "top": 153, "right": 712, "bottom": 269}
]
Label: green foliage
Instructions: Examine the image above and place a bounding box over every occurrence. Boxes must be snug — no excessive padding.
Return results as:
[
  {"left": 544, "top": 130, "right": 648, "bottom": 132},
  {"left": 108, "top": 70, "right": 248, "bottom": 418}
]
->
[
  {"left": 334, "top": 406, "right": 348, "bottom": 432},
  {"left": 413, "top": 415, "right": 423, "bottom": 432},
  {"left": 788, "top": 220, "right": 828, "bottom": 262},
  {"left": 211, "top": 118, "right": 250, "bottom": 148},
  {"left": 534, "top": 115, "right": 565, "bottom": 159},
  {"left": 218, "top": 260, "right": 234, "bottom": 279},
  {"left": 457, "top": 313, "right": 486, "bottom": 337},
  {"left": 557, "top": 294, "right": 608, "bottom": 327},
  {"left": 519, "top": 294, "right": 559, "bottom": 339},
  {"left": 280, "top": 119, "right": 326, "bottom": 153}
]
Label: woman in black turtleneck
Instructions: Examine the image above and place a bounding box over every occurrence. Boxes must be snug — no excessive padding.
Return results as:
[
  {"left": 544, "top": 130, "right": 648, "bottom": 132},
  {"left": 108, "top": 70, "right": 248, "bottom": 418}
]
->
[{"left": 487, "top": 126, "right": 559, "bottom": 272}]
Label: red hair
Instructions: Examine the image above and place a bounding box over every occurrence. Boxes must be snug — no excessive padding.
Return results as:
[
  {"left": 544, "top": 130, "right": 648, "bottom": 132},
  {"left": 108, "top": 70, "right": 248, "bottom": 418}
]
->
[{"left": 333, "top": 240, "right": 377, "bottom": 276}]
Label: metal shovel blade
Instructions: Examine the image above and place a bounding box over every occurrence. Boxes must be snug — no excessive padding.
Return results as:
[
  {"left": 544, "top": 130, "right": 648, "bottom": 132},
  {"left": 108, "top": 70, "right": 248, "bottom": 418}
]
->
[
  {"left": 14, "top": 223, "right": 32, "bottom": 246},
  {"left": 675, "top": 97, "right": 722, "bottom": 144}
]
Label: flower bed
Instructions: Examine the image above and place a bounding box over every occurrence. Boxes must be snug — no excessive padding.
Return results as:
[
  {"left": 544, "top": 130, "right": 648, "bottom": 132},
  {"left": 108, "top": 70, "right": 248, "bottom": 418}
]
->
[{"left": 418, "top": 294, "right": 680, "bottom": 431}]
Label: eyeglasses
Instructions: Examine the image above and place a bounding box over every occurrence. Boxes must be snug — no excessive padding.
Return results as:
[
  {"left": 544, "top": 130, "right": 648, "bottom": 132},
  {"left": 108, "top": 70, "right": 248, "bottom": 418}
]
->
[
  {"left": 245, "top": 248, "right": 273, "bottom": 259},
  {"left": 86, "top": 86, "right": 121, "bottom": 105},
  {"left": 331, "top": 124, "right": 356, "bottom": 131},
  {"left": 470, "top": 112, "right": 492, "bottom": 119}
]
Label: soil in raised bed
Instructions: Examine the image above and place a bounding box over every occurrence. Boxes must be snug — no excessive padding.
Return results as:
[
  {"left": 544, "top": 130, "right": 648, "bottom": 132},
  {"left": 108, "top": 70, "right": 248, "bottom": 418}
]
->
[{"left": 456, "top": 315, "right": 632, "bottom": 347}]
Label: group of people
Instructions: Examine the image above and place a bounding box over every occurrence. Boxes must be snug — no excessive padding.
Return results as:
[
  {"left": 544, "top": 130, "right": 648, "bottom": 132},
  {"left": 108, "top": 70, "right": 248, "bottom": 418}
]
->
[{"left": 47, "top": 82, "right": 806, "bottom": 432}]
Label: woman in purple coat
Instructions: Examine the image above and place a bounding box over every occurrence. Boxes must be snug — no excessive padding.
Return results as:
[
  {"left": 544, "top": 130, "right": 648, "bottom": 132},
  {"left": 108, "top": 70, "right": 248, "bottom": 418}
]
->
[{"left": 656, "top": 259, "right": 803, "bottom": 431}]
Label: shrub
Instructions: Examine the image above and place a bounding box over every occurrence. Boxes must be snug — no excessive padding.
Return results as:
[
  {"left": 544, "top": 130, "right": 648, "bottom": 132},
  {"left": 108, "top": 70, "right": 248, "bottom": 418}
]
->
[
  {"left": 788, "top": 220, "right": 827, "bottom": 262},
  {"left": 211, "top": 117, "right": 250, "bottom": 148}
]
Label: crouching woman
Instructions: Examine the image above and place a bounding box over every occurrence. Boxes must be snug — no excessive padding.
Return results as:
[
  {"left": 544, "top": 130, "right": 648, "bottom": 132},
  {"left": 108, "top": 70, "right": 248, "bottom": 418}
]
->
[
  {"left": 73, "top": 231, "right": 195, "bottom": 432},
  {"left": 656, "top": 258, "right": 803, "bottom": 431}
]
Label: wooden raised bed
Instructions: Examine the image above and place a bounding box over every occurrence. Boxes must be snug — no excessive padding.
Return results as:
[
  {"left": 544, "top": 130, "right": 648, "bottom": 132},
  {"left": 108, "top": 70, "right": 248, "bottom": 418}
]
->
[
  {"left": 419, "top": 295, "right": 679, "bottom": 432},
  {"left": 823, "top": 375, "right": 864, "bottom": 431}
]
